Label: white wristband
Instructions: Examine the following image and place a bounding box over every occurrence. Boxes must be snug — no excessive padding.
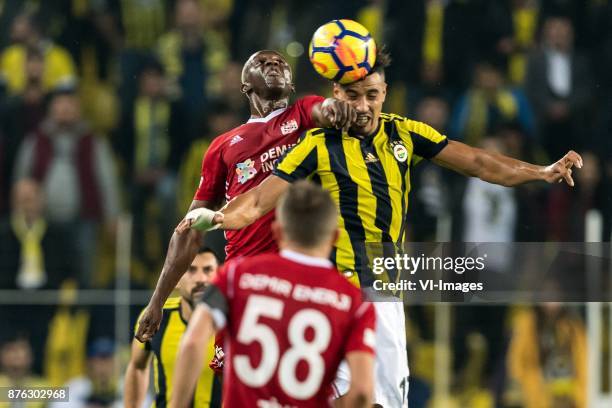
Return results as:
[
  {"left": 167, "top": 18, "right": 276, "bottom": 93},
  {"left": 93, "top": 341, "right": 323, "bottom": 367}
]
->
[{"left": 185, "top": 208, "right": 222, "bottom": 231}]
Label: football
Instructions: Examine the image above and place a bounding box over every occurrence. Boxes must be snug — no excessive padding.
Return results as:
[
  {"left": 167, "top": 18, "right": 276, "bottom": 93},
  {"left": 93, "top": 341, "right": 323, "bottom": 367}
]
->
[{"left": 309, "top": 19, "right": 377, "bottom": 84}]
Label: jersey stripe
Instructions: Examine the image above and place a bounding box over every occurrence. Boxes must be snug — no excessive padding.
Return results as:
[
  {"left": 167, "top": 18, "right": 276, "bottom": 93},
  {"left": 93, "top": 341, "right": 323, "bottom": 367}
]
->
[
  {"left": 275, "top": 113, "right": 448, "bottom": 285},
  {"left": 325, "top": 136, "right": 369, "bottom": 285}
]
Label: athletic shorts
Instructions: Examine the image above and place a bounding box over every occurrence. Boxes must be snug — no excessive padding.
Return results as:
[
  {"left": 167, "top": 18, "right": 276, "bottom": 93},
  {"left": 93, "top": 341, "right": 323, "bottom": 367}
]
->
[{"left": 333, "top": 300, "right": 409, "bottom": 407}]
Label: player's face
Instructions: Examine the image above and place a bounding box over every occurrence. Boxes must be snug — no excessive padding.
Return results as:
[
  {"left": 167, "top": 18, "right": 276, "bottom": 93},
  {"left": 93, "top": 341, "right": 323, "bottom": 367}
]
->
[
  {"left": 241, "top": 51, "right": 294, "bottom": 99},
  {"left": 177, "top": 252, "right": 219, "bottom": 305},
  {"left": 334, "top": 72, "right": 387, "bottom": 136}
]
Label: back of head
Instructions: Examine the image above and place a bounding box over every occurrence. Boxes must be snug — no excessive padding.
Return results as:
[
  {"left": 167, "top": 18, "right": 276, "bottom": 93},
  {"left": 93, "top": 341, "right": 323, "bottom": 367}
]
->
[{"left": 276, "top": 180, "right": 337, "bottom": 248}]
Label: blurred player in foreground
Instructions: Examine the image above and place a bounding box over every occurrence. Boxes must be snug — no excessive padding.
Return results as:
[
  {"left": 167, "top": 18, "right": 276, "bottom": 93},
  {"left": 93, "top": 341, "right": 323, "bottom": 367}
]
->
[
  {"left": 195, "top": 49, "right": 583, "bottom": 407},
  {"left": 136, "top": 50, "right": 356, "bottom": 342},
  {"left": 125, "top": 248, "right": 222, "bottom": 408},
  {"left": 170, "top": 181, "right": 376, "bottom": 408}
]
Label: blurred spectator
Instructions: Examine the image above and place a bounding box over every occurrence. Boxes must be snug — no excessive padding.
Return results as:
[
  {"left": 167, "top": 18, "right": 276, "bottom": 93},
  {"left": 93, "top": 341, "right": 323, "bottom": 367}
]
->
[
  {"left": 115, "top": 59, "right": 187, "bottom": 267},
  {"left": 50, "top": 338, "right": 121, "bottom": 408},
  {"left": 450, "top": 60, "right": 534, "bottom": 146},
  {"left": 0, "top": 12, "right": 76, "bottom": 96},
  {"left": 157, "top": 0, "right": 215, "bottom": 139},
  {"left": 506, "top": 304, "right": 586, "bottom": 408},
  {"left": 384, "top": 0, "right": 481, "bottom": 98},
  {"left": 104, "top": 0, "right": 173, "bottom": 106},
  {"left": 0, "top": 48, "right": 48, "bottom": 211},
  {"left": 524, "top": 15, "right": 592, "bottom": 161},
  {"left": 480, "top": 0, "right": 540, "bottom": 85},
  {"left": 547, "top": 151, "right": 606, "bottom": 241},
  {"left": 0, "top": 179, "right": 75, "bottom": 290},
  {"left": 0, "top": 334, "right": 48, "bottom": 408},
  {"left": 407, "top": 94, "right": 451, "bottom": 241},
  {"left": 0, "top": 180, "right": 77, "bottom": 374},
  {"left": 463, "top": 137, "right": 518, "bottom": 244},
  {"left": 13, "top": 88, "right": 120, "bottom": 287}
]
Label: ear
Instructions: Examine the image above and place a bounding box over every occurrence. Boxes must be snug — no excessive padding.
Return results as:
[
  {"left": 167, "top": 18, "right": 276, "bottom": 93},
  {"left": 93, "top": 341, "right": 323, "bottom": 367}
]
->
[
  {"left": 271, "top": 221, "right": 283, "bottom": 244},
  {"left": 289, "top": 82, "right": 296, "bottom": 94},
  {"left": 240, "top": 82, "right": 251, "bottom": 95},
  {"left": 331, "top": 228, "right": 340, "bottom": 246},
  {"left": 332, "top": 83, "right": 343, "bottom": 98}
]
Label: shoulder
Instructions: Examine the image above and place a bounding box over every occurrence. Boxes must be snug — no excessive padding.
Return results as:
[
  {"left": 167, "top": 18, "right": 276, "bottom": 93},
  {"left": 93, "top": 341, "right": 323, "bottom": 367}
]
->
[
  {"left": 301, "top": 127, "right": 338, "bottom": 141},
  {"left": 0, "top": 45, "right": 23, "bottom": 61},
  {"left": 380, "top": 112, "right": 408, "bottom": 124},
  {"left": 162, "top": 297, "right": 182, "bottom": 311},
  {"left": 207, "top": 124, "right": 247, "bottom": 151},
  {"left": 290, "top": 95, "right": 325, "bottom": 110}
]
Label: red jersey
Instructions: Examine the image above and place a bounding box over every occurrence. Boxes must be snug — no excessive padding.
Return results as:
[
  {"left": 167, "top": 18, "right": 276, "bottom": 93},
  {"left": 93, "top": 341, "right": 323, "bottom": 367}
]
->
[
  {"left": 194, "top": 96, "right": 325, "bottom": 260},
  {"left": 200, "top": 250, "right": 376, "bottom": 408}
]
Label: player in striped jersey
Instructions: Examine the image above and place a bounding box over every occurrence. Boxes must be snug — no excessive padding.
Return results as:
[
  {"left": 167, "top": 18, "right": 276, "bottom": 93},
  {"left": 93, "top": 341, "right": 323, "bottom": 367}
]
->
[
  {"left": 196, "top": 49, "right": 583, "bottom": 407},
  {"left": 124, "top": 248, "right": 222, "bottom": 408}
]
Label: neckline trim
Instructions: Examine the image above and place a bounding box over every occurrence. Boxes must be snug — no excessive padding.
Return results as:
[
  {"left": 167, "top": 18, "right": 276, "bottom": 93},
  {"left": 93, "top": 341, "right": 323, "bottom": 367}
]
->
[
  {"left": 280, "top": 249, "right": 333, "bottom": 268},
  {"left": 246, "top": 107, "right": 287, "bottom": 123}
]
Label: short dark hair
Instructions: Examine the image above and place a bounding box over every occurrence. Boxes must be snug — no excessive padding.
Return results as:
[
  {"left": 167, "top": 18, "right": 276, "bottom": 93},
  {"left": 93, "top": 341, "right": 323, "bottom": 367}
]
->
[
  {"left": 277, "top": 180, "right": 337, "bottom": 248},
  {"left": 370, "top": 46, "right": 391, "bottom": 76},
  {"left": 197, "top": 246, "right": 220, "bottom": 263}
]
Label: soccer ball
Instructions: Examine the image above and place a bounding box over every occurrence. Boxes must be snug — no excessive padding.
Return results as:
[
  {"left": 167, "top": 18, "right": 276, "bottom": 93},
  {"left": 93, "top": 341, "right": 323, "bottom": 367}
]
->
[{"left": 309, "top": 19, "right": 377, "bottom": 84}]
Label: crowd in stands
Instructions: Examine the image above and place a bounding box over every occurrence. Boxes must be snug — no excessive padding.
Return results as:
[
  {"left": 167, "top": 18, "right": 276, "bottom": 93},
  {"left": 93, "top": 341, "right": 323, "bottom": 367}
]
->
[{"left": 0, "top": 1, "right": 610, "bottom": 407}]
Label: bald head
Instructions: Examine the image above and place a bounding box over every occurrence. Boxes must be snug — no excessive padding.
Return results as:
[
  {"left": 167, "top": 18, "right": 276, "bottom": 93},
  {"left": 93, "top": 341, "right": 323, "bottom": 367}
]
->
[{"left": 241, "top": 50, "right": 287, "bottom": 83}]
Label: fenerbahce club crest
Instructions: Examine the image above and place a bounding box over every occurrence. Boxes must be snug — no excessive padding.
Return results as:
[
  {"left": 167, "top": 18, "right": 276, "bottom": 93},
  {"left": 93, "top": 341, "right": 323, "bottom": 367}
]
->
[{"left": 390, "top": 140, "right": 408, "bottom": 163}]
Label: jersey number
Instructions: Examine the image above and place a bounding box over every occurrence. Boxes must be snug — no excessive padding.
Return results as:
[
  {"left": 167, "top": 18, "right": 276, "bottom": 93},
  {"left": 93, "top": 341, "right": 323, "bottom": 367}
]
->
[{"left": 234, "top": 294, "right": 332, "bottom": 400}]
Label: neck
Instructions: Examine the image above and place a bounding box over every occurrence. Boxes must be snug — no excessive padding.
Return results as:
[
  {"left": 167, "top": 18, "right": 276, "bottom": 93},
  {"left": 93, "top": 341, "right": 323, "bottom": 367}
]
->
[
  {"left": 249, "top": 94, "right": 288, "bottom": 118},
  {"left": 180, "top": 297, "right": 193, "bottom": 321},
  {"left": 281, "top": 242, "right": 331, "bottom": 260}
]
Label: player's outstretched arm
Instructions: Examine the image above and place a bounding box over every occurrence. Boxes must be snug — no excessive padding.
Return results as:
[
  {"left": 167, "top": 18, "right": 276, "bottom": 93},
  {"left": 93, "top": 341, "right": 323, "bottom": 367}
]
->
[
  {"left": 135, "top": 200, "right": 211, "bottom": 343},
  {"left": 334, "top": 351, "right": 374, "bottom": 408},
  {"left": 311, "top": 98, "right": 357, "bottom": 131},
  {"left": 432, "top": 140, "right": 583, "bottom": 187},
  {"left": 211, "top": 175, "right": 291, "bottom": 230},
  {"left": 170, "top": 304, "right": 216, "bottom": 408},
  {"left": 124, "top": 339, "right": 152, "bottom": 408}
]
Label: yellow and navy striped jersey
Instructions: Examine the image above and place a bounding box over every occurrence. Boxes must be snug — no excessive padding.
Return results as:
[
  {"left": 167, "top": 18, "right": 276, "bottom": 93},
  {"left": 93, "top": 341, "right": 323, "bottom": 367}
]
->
[
  {"left": 136, "top": 298, "right": 222, "bottom": 407},
  {"left": 274, "top": 113, "right": 448, "bottom": 286}
]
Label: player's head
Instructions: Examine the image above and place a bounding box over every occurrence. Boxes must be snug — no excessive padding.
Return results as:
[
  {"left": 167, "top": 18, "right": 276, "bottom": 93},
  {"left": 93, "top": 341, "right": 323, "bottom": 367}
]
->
[
  {"left": 0, "top": 333, "right": 32, "bottom": 380},
  {"left": 241, "top": 50, "right": 295, "bottom": 101},
  {"left": 332, "top": 48, "right": 391, "bottom": 136},
  {"left": 273, "top": 180, "right": 338, "bottom": 255},
  {"left": 177, "top": 247, "right": 220, "bottom": 306}
]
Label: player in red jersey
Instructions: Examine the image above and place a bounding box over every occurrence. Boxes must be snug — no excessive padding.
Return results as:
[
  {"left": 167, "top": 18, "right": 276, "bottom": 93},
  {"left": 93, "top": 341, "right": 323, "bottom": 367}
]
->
[
  {"left": 136, "top": 50, "right": 357, "bottom": 343},
  {"left": 170, "top": 181, "right": 375, "bottom": 408}
]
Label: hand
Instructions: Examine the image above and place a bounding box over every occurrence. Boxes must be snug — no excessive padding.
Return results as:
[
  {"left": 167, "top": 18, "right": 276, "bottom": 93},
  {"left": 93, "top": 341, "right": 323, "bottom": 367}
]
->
[
  {"left": 209, "top": 345, "right": 225, "bottom": 374},
  {"left": 542, "top": 150, "right": 583, "bottom": 186},
  {"left": 321, "top": 98, "right": 357, "bottom": 132},
  {"left": 135, "top": 304, "right": 163, "bottom": 342}
]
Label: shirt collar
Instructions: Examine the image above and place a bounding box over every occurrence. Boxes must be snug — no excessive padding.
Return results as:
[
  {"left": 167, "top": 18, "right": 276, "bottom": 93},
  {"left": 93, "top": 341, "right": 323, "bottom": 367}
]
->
[
  {"left": 246, "top": 107, "right": 287, "bottom": 123},
  {"left": 280, "top": 249, "right": 333, "bottom": 268}
]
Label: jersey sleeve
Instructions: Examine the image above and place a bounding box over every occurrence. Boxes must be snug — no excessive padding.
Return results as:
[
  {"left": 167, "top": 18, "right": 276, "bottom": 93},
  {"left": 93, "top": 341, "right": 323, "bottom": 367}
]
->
[
  {"left": 273, "top": 130, "right": 320, "bottom": 182},
  {"left": 402, "top": 119, "right": 448, "bottom": 159},
  {"left": 295, "top": 95, "right": 325, "bottom": 129},
  {"left": 345, "top": 301, "right": 376, "bottom": 355},
  {"left": 194, "top": 137, "right": 227, "bottom": 202}
]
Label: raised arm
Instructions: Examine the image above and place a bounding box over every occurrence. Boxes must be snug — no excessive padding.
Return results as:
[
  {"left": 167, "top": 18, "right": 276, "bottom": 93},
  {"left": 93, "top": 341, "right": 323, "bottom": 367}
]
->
[
  {"left": 432, "top": 140, "right": 583, "bottom": 187},
  {"left": 135, "top": 199, "right": 214, "bottom": 342},
  {"left": 124, "top": 339, "right": 153, "bottom": 408},
  {"left": 334, "top": 351, "right": 375, "bottom": 408}
]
